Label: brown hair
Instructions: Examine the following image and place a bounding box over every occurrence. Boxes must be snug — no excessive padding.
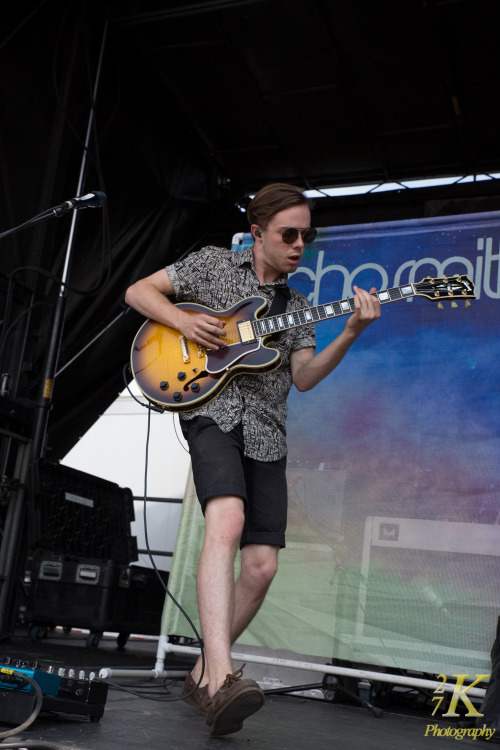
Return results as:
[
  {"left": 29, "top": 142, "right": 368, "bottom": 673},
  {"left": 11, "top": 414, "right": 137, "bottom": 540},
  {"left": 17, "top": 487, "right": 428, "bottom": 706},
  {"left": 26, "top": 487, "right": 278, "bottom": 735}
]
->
[{"left": 247, "top": 183, "right": 309, "bottom": 228}]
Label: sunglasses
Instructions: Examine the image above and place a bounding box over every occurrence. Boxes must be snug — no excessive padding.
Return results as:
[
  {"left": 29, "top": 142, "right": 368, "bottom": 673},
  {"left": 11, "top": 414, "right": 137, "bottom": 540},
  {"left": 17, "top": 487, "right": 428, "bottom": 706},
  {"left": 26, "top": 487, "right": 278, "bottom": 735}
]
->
[{"left": 265, "top": 226, "right": 318, "bottom": 245}]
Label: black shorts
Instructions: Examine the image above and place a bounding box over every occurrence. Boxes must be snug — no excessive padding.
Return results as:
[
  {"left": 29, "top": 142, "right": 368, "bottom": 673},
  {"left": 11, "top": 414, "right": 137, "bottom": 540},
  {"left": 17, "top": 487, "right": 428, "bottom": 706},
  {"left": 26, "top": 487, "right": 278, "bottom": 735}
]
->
[{"left": 180, "top": 416, "right": 287, "bottom": 548}]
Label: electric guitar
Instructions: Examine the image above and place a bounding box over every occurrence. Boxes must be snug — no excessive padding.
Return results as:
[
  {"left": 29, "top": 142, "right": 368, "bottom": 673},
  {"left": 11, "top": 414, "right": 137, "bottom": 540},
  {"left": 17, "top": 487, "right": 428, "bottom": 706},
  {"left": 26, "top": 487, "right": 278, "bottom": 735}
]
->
[{"left": 130, "top": 274, "right": 475, "bottom": 412}]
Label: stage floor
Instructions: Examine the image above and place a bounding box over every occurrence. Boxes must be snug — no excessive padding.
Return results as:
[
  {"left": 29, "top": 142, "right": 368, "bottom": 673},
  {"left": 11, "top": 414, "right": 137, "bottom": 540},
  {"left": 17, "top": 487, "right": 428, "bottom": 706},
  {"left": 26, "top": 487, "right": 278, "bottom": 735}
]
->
[{"left": 0, "top": 628, "right": 491, "bottom": 749}]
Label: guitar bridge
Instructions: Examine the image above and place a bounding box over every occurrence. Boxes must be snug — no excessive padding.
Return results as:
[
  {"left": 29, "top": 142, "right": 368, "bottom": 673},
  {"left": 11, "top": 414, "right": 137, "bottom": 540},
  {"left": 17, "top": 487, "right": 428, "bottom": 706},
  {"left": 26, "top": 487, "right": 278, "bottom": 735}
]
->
[{"left": 237, "top": 320, "right": 256, "bottom": 343}]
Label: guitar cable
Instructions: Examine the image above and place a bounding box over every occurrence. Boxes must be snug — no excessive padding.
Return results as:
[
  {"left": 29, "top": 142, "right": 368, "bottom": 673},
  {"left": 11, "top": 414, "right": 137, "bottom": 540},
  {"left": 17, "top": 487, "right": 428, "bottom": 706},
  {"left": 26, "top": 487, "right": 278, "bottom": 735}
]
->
[{"left": 121, "top": 363, "right": 206, "bottom": 704}]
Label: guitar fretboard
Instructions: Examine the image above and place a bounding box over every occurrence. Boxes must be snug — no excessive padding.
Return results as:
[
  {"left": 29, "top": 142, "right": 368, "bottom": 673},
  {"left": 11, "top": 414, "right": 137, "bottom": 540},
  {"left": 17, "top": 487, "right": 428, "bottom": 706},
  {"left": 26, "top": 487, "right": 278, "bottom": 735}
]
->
[{"left": 252, "top": 283, "right": 416, "bottom": 338}]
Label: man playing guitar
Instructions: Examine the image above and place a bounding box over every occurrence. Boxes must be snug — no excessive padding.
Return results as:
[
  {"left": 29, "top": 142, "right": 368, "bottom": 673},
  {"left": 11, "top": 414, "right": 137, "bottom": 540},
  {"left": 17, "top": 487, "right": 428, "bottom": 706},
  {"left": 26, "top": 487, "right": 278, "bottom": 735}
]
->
[{"left": 125, "top": 183, "right": 380, "bottom": 737}]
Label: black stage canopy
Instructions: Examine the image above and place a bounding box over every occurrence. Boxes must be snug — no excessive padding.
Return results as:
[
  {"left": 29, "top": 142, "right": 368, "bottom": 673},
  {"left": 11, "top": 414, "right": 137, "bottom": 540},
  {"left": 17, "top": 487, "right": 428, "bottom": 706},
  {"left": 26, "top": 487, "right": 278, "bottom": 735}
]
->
[{"left": 1, "top": 0, "right": 500, "bottom": 460}]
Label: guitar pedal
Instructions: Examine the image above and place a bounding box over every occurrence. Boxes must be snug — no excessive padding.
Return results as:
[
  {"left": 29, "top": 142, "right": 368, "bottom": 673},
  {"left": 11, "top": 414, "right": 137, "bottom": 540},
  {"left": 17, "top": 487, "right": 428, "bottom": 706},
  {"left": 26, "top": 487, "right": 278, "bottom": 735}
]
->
[{"left": 0, "top": 659, "right": 108, "bottom": 723}]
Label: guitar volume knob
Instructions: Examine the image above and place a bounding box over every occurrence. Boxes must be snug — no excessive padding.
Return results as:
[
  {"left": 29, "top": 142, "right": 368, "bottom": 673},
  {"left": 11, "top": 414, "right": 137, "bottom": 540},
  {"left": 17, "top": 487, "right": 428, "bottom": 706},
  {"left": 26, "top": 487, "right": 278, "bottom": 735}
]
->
[
  {"left": 173, "top": 392, "right": 183, "bottom": 402},
  {"left": 191, "top": 383, "right": 200, "bottom": 393},
  {"left": 177, "top": 372, "right": 186, "bottom": 381},
  {"left": 159, "top": 381, "right": 169, "bottom": 391}
]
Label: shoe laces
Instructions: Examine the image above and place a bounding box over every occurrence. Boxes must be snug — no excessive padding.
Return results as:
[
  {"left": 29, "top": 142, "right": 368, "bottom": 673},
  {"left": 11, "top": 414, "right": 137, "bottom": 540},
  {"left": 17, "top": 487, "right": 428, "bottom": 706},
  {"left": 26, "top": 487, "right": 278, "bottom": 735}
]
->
[{"left": 220, "top": 664, "right": 245, "bottom": 691}]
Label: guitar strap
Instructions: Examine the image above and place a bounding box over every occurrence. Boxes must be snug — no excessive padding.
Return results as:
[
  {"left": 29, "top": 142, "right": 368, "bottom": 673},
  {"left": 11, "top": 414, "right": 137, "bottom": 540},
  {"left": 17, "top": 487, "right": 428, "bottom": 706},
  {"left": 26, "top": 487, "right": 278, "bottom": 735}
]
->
[{"left": 265, "top": 284, "right": 291, "bottom": 342}]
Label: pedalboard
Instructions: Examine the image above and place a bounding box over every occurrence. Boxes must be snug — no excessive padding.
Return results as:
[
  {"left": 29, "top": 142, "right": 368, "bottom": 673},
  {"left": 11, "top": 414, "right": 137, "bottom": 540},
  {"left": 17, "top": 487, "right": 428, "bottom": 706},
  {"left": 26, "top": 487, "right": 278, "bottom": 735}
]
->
[{"left": 0, "top": 657, "right": 108, "bottom": 723}]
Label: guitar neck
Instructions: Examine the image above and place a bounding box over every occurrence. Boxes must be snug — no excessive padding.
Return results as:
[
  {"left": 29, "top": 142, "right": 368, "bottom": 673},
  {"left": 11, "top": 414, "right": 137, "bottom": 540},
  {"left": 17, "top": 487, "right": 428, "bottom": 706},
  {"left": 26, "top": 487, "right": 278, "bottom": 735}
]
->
[{"left": 252, "top": 283, "right": 416, "bottom": 338}]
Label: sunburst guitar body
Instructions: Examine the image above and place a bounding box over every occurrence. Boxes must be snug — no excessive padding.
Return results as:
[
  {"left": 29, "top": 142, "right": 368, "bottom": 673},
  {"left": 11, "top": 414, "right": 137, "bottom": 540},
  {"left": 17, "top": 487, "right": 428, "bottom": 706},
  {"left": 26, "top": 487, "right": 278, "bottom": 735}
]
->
[{"left": 131, "top": 297, "right": 280, "bottom": 413}]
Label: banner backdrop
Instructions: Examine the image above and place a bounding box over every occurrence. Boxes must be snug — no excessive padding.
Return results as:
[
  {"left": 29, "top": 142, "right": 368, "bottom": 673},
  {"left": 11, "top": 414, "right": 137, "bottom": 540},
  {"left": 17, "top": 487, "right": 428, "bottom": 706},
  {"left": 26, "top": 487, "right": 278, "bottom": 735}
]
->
[{"left": 161, "top": 211, "right": 500, "bottom": 676}]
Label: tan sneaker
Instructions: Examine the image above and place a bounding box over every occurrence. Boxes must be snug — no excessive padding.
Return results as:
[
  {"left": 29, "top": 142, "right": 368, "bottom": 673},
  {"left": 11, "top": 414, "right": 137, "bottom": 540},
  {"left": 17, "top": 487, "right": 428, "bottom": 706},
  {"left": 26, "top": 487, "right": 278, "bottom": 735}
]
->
[
  {"left": 206, "top": 665, "right": 265, "bottom": 737},
  {"left": 180, "top": 672, "right": 210, "bottom": 717}
]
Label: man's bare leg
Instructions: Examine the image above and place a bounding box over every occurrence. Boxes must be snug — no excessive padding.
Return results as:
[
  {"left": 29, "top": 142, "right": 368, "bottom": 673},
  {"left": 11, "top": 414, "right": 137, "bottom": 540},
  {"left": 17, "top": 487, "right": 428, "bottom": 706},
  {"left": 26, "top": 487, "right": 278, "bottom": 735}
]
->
[
  {"left": 191, "top": 540, "right": 279, "bottom": 691},
  {"left": 230, "top": 543, "right": 279, "bottom": 640},
  {"left": 192, "top": 494, "right": 245, "bottom": 697}
]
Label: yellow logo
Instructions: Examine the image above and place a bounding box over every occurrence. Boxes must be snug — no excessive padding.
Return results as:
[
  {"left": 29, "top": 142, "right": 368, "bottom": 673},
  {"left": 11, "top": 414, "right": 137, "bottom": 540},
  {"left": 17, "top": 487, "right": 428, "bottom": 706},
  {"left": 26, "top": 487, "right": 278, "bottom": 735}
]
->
[{"left": 426, "top": 674, "right": 496, "bottom": 742}]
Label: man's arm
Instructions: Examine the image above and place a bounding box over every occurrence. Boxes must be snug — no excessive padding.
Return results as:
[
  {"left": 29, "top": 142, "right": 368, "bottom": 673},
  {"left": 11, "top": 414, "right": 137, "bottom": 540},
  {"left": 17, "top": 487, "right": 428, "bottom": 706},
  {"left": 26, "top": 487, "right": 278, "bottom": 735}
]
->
[
  {"left": 125, "top": 268, "right": 227, "bottom": 350},
  {"left": 290, "top": 286, "right": 380, "bottom": 392}
]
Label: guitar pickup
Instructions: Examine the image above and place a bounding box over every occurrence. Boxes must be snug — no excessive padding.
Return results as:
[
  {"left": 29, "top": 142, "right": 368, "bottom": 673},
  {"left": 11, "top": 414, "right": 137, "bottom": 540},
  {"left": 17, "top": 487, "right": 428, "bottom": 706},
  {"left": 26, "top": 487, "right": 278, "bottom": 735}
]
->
[
  {"left": 179, "top": 335, "right": 190, "bottom": 364},
  {"left": 237, "top": 320, "right": 256, "bottom": 344}
]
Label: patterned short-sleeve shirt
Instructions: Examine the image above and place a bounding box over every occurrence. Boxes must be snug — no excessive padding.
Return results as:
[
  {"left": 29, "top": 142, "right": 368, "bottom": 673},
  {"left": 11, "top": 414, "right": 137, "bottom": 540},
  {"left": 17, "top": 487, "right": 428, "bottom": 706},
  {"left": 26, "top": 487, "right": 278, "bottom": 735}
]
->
[{"left": 166, "top": 245, "right": 316, "bottom": 461}]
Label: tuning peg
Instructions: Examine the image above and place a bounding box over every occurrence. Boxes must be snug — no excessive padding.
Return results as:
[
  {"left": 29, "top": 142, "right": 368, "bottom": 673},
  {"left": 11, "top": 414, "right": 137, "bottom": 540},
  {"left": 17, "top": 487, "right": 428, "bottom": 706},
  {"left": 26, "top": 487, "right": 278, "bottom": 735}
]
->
[
  {"left": 437, "top": 302, "right": 444, "bottom": 309},
  {"left": 451, "top": 301, "right": 458, "bottom": 308},
  {"left": 465, "top": 300, "right": 471, "bottom": 308}
]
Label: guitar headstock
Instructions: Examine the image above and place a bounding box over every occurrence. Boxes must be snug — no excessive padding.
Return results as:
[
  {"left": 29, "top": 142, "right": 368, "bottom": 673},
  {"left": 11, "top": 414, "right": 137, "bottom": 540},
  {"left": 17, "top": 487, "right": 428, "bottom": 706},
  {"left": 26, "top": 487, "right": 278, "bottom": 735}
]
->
[{"left": 414, "top": 275, "right": 476, "bottom": 305}]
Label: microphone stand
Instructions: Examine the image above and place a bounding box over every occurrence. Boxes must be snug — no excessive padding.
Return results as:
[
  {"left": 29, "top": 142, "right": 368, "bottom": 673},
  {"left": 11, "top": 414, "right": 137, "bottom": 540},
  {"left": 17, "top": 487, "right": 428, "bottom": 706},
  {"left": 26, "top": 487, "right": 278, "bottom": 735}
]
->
[{"left": 27, "top": 20, "right": 108, "bottom": 466}]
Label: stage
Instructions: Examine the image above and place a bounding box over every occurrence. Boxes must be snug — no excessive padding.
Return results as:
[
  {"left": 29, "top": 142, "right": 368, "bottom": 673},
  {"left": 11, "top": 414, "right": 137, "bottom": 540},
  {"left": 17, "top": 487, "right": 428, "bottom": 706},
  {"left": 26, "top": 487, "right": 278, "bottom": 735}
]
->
[{"left": 0, "top": 628, "right": 490, "bottom": 749}]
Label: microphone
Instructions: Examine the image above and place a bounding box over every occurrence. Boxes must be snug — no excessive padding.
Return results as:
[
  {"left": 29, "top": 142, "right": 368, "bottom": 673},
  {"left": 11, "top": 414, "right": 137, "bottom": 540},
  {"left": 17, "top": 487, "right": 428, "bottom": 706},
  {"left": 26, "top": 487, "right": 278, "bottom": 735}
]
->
[{"left": 53, "top": 191, "right": 107, "bottom": 215}]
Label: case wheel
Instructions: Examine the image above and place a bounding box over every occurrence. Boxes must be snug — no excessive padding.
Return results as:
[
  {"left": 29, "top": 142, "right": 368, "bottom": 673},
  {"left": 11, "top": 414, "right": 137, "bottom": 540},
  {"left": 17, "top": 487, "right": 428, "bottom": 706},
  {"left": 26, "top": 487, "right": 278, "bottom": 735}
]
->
[
  {"left": 86, "top": 631, "right": 103, "bottom": 649},
  {"left": 117, "top": 632, "right": 130, "bottom": 650}
]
